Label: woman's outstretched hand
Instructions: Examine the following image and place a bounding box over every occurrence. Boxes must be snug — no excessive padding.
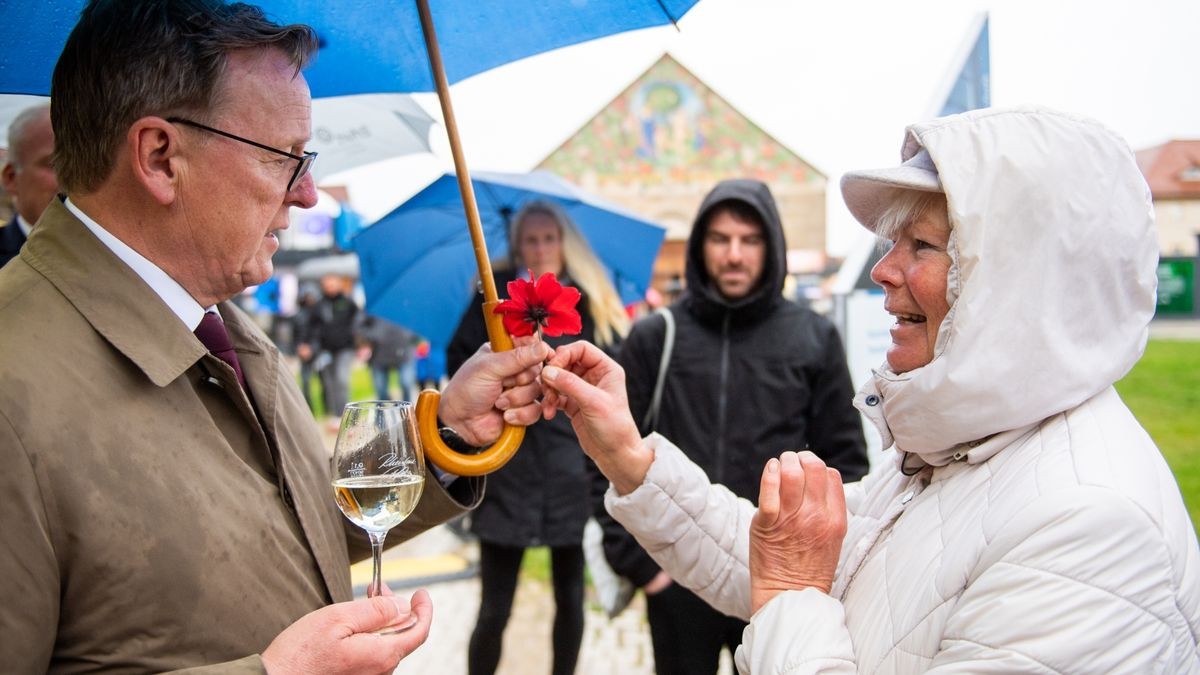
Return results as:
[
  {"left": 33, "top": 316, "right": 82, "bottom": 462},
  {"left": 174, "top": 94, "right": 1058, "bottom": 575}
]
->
[
  {"left": 539, "top": 341, "right": 652, "bottom": 495},
  {"left": 750, "top": 451, "right": 847, "bottom": 613}
]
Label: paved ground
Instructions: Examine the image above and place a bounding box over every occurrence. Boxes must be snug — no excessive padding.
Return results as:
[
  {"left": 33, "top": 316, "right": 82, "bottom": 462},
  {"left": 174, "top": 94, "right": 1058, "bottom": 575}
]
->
[
  {"left": 359, "top": 525, "right": 734, "bottom": 675},
  {"left": 1149, "top": 318, "right": 1200, "bottom": 341}
]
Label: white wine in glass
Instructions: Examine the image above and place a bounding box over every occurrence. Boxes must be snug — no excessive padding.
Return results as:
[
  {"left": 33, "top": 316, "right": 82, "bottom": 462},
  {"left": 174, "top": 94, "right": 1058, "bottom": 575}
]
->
[{"left": 331, "top": 400, "right": 426, "bottom": 632}]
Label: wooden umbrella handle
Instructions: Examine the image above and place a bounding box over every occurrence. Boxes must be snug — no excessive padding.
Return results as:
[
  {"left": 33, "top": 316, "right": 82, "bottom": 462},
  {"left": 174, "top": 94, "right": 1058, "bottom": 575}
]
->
[
  {"left": 414, "top": 0, "right": 526, "bottom": 475},
  {"left": 417, "top": 389, "right": 525, "bottom": 477},
  {"left": 416, "top": 301, "right": 527, "bottom": 476}
]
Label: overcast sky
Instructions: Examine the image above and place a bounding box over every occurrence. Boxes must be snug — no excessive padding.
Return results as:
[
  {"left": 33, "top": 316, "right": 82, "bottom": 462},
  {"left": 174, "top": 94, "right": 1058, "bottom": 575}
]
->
[
  {"left": 5, "top": 0, "right": 1196, "bottom": 256},
  {"left": 334, "top": 0, "right": 1200, "bottom": 256}
]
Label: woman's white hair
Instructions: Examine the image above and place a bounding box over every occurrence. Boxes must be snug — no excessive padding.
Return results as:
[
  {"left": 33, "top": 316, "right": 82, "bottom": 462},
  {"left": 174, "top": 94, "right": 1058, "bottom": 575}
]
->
[
  {"left": 504, "top": 200, "right": 630, "bottom": 347},
  {"left": 873, "top": 188, "right": 950, "bottom": 244}
]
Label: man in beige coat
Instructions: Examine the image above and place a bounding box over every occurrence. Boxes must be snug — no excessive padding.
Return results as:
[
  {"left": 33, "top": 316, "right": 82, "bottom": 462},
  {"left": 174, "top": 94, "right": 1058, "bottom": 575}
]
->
[{"left": 0, "top": 1, "right": 550, "bottom": 673}]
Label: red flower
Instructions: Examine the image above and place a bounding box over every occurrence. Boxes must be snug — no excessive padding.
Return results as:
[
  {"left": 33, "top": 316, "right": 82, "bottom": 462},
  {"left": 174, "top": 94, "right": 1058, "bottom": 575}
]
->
[{"left": 494, "top": 270, "right": 582, "bottom": 338}]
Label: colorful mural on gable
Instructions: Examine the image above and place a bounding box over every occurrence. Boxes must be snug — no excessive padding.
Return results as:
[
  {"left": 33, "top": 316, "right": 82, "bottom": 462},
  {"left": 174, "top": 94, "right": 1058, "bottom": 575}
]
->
[{"left": 540, "top": 55, "right": 822, "bottom": 188}]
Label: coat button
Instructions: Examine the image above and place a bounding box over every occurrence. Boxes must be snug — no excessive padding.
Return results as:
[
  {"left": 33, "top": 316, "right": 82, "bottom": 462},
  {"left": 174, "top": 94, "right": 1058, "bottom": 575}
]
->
[
  {"left": 900, "top": 490, "right": 915, "bottom": 504},
  {"left": 865, "top": 394, "right": 881, "bottom": 406}
]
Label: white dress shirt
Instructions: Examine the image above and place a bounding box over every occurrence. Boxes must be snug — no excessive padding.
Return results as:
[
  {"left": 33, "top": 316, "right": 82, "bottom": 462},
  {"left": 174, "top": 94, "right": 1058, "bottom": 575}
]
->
[{"left": 65, "top": 198, "right": 217, "bottom": 330}]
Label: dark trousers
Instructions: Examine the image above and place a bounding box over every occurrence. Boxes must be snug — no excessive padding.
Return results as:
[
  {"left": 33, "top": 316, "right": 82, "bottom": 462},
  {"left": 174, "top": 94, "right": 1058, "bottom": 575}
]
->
[
  {"left": 468, "top": 541, "right": 585, "bottom": 675},
  {"left": 645, "top": 582, "right": 747, "bottom": 675}
]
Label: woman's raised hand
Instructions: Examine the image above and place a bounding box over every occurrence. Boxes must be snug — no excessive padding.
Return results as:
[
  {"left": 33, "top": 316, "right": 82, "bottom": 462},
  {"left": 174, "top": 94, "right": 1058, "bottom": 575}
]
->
[
  {"left": 750, "top": 451, "right": 847, "bottom": 613},
  {"left": 540, "top": 341, "right": 652, "bottom": 495}
]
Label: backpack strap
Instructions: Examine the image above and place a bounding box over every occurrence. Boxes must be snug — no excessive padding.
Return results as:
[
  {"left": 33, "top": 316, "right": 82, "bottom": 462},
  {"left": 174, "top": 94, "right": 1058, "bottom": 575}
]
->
[{"left": 640, "top": 307, "right": 675, "bottom": 433}]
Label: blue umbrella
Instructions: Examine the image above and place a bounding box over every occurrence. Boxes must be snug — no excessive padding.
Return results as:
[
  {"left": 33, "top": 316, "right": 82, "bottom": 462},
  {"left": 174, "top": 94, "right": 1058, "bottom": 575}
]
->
[
  {"left": 0, "top": 1, "right": 699, "bottom": 97},
  {"left": 354, "top": 170, "right": 666, "bottom": 350}
]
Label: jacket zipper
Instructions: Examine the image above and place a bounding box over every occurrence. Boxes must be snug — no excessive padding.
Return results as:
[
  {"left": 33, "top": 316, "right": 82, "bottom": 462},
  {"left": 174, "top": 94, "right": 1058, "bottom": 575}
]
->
[{"left": 715, "top": 312, "right": 731, "bottom": 483}]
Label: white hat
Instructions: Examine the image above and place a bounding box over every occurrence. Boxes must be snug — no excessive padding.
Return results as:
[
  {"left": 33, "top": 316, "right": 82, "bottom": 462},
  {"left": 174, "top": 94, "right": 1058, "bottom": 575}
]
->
[{"left": 840, "top": 149, "right": 942, "bottom": 232}]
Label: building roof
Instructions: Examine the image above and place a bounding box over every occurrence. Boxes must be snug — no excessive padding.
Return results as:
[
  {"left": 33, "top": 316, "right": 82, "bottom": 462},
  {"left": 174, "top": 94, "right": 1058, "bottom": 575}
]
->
[{"left": 1136, "top": 139, "right": 1200, "bottom": 200}]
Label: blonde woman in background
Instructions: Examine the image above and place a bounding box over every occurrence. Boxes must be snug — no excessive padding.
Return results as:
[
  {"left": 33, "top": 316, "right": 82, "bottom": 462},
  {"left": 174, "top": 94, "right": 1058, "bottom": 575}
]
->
[{"left": 447, "top": 200, "right": 629, "bottom": 675}]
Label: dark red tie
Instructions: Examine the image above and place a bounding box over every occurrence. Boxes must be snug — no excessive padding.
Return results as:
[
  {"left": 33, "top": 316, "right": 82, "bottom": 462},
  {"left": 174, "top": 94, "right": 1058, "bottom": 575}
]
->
[{"left": 194, "top": 312, "right": 247, "bottom": 390}]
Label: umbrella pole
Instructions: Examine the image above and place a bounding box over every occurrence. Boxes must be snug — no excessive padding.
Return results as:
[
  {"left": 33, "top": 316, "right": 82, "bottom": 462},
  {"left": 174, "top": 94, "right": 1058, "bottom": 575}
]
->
[
  {"left": 416, "top": 0, "right": 509, "bottom": 353},
  {"left": 414, "top": 0, "right": 524, "bottom": 477}
]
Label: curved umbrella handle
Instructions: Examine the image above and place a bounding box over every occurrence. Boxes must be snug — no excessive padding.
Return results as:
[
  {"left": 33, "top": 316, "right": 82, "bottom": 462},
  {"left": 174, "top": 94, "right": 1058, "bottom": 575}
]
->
[{"left": 416, "top": 299, "right": 526, "bottom": 476}]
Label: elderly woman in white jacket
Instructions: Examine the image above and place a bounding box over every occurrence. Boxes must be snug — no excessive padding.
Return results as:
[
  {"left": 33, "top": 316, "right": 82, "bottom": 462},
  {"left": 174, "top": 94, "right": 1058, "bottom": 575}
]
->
[{"left": 537, "top": 106, "right": 1200, "bottom": 673}]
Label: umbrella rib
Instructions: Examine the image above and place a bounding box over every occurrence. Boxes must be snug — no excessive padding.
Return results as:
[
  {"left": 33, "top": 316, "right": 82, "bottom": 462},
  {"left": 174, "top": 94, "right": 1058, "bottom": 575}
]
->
[
  {"left": 656, "top": 0, "right": 683, "bottom": 30},
  {"left": 474, "top": 182, "right": 516, "bottom": 232}
]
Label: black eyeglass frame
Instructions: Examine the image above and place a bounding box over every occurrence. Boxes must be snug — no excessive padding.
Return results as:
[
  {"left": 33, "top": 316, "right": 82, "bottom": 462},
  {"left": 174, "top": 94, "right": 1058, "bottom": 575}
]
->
[{"left": 167, "top": 116, "right": 316, "bottom": 191}]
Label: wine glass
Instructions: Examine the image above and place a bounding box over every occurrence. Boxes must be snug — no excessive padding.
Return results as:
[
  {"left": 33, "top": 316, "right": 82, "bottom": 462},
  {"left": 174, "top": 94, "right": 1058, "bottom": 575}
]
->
[{"left": 331, "top": 400, "right": 426, "bottom": 632}]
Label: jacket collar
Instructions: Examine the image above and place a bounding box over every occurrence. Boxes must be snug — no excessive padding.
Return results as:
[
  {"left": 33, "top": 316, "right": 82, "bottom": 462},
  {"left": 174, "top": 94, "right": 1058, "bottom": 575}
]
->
[{"left": 23, "top": 199, "right": 209, "bottom": 387}]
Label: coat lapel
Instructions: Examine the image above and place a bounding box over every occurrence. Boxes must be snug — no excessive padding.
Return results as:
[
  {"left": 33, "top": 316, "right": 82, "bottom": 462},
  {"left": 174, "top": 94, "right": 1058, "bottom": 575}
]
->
[
  {"left": 223, "top": 305, "right": 354, "bottom": 601},
  {"left": 23, "top": 200, "right": 206, "bottom": 388}
]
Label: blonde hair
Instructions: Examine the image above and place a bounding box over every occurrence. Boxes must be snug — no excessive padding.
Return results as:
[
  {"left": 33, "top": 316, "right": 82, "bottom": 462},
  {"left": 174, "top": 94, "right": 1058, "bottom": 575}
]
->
[
  {"left": 874, "top": 188, "right": 950, "bottom": 244},
  {"left": 505, "top": 201, "right": 630, "bottom": 347}
]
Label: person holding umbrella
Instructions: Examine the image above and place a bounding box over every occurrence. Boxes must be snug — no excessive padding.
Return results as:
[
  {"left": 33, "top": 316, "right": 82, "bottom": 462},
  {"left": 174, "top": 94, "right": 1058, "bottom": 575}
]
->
[
  {"left": 0, "top": 1, "right": 554, "bottom": 672},
  {"left": 448, "top": 200, "right": 630, "bottom": 675}
]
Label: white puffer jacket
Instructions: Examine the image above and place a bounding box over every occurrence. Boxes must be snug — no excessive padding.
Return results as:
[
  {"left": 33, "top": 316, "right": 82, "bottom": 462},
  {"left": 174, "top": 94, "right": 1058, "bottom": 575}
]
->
[{"left": 606, "top": 107, "right": 1200, "bottom": 673}]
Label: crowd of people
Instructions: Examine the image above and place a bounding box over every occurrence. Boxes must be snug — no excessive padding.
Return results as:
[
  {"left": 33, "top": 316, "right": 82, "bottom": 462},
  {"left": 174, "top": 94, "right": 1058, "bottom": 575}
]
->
[
  {"left": 243, "top": 272, "right": 429, "bottom": 428},
  {"left": 1, "top": 1, "right": 1197, "bottom": 674}
]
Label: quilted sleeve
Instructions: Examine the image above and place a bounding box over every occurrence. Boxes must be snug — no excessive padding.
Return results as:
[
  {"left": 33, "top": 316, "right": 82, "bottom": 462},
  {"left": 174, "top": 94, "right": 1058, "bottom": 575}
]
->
[
  {"left": 928, "top": 486, "right": 1197, "bottom": 673},
  {"left": 605, "top": 433, "right": 756, "bottom": 619},
  {"left": 736, "top": 588, "right": 857, "bottom": 674}
]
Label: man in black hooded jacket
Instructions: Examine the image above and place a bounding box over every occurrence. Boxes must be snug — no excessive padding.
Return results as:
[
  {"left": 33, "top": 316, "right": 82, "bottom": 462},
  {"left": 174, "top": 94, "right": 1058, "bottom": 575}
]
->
[{"left": 594, "top": 179, "right": 868, "bottom": 674}]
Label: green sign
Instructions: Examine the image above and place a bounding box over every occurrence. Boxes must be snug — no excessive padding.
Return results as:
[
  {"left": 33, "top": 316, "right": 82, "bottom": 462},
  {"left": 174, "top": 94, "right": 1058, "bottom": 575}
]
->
[{"left": 1157, "top": 259, "right": 1196, "bottom": 316}]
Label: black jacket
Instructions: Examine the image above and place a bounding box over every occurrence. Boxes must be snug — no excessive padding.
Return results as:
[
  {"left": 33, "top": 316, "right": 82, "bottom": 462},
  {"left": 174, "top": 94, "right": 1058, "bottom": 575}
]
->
[
  {"left": 447, "top": 268, "right": 598, "bottom": 547},
  {"left": 304, "top": 292, "right": 360, "bottom": 352},
  {"left": 360, "top": 315, "right": 418, "bottom": 369},
  {"left": 598, "top": 179, "right": 869, "bottom": 586},
  {"left": 0, "top": 217, "right": 27, "bottom": 268}
]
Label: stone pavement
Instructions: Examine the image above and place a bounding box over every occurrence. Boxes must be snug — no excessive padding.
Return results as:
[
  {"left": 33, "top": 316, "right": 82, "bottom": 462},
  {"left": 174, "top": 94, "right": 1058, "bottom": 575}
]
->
[
  {"left": 1150, "top": 318, "right": 1200, "bottom": 341},
  {"left": 363, "top": 524, "right": 736, "bottom": 675}
]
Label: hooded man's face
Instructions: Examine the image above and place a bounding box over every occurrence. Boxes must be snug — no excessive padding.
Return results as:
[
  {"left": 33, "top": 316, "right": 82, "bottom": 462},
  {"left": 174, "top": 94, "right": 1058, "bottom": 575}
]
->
[{"left": 702, "top": 208, "right": 766, "bottom": 301}]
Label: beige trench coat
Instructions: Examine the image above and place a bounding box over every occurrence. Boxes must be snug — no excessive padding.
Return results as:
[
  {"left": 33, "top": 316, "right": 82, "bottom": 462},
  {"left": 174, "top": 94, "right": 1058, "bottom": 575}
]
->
[{"left": 0, "top": 200, "right": 482, "bottom": 673}]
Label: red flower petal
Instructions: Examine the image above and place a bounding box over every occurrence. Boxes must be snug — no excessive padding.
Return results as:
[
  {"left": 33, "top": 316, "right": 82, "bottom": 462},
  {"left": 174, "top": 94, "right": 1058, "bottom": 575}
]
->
[
  {"left": 494, "top": 275, "right": 536, "bottom": 337},
  {"left": 533, "top": 272, "right": 563, "bottom": 306},
  {"left": 542, "top": 286, "right": 582, "bottom": 336}
]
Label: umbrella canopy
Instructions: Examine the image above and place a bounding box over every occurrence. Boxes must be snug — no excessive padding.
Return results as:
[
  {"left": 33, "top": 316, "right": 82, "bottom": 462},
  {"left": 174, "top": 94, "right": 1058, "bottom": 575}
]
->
[
  {"left": 1, "top": 92, "right": 434, "bottom": 179},
  {"left": 0, "top": 1, "right": 700, "bottom": 97},
  {"left": 308, "top": 94, "right": 435, "bottom": 180},
  {"left": 354, "top": 170, "right": 666, "bottom": 348}
]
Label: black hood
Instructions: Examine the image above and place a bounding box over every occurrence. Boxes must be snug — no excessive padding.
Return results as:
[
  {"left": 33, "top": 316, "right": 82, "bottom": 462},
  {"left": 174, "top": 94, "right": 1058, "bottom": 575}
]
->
[{"left": 682, "top": 178, "right": 787, "bottom": 326}]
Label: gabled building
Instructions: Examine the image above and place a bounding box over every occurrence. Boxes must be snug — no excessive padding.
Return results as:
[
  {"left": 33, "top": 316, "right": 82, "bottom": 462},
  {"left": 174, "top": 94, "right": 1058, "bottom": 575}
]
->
[
  {"left": 1136, "top": 139, "right": 1200, "bottom": 256},
  {"left": 537, "top": 54, "right": 826, "bottom": 290}
]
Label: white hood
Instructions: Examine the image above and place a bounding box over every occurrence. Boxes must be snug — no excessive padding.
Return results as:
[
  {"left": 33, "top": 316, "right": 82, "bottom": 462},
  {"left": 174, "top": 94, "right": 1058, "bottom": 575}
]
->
[{"left": 854, "top": 106, "right": 1158, "bottom": 467}]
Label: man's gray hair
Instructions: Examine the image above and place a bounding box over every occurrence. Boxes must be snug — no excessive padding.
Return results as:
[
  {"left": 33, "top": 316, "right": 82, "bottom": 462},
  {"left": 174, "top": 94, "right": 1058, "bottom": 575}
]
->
[
  {"left": 5, "top": 105, "right": 52, "bottom": 169},
  {"left": 50, "top": 0, "right": 318, "bottom": 194}
]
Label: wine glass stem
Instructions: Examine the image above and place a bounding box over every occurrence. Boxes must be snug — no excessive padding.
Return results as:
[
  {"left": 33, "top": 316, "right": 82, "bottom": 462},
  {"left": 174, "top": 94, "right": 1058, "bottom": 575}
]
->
[{"left": 368, "top": 530, "right": 387, "bottom": 598}]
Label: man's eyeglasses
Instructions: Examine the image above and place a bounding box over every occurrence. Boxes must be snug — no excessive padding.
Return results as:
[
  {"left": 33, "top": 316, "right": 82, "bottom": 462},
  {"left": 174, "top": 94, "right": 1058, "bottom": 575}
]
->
[{"left": 167, "top": 117, "right": 317, "bottom": 191}]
